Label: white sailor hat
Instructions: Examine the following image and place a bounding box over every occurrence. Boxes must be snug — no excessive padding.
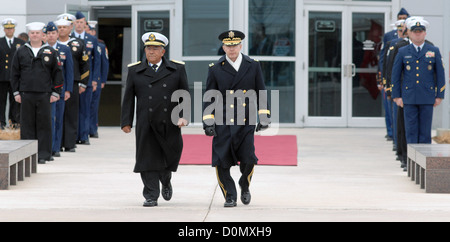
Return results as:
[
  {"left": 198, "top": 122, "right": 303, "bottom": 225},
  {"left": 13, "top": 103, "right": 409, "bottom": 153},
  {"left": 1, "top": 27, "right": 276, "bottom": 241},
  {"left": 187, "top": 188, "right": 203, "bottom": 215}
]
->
[
  {"left": 87, "top": 20, "right": 97, "bottom": 29},
  {"left": 26, "top": 22, "right": 46, "bottom": 31},
  {"left": 54, "top": 18, "right": 71, "bottom": 27},
  {"left": 2, "top": 18, "right": 17, "bottom": 28},
  {"left": 406, "top": 16, "right": 429, "bottom": 31},
  {"left": 141, "top": 32, "right": 169, "bottom": 47},
  {"left": 57, "top": 13, "right": 76, "bottom": 23},
  {"left": 394, "top": 19, "right": 405, "bottom": 29}
]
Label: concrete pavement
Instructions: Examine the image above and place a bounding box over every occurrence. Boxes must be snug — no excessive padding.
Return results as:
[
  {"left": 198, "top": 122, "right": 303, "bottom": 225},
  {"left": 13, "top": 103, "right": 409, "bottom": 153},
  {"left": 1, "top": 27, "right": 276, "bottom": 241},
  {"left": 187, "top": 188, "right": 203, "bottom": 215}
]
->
[{"left": 1, "top": 126, "right": 450, "bottom": 222}]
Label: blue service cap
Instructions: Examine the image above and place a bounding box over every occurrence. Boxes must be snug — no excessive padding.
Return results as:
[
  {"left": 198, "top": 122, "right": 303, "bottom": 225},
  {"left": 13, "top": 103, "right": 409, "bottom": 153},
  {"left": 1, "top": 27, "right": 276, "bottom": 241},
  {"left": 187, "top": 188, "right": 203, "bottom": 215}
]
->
[
  {"left": 397, "top": 8, "right": 410, "bottom": 17},
  {"left": 75, "top": 11, "right": 85, "bottom": 20},
  {"left": 44, "top": 21, "right": 57, "bottom": 33}
]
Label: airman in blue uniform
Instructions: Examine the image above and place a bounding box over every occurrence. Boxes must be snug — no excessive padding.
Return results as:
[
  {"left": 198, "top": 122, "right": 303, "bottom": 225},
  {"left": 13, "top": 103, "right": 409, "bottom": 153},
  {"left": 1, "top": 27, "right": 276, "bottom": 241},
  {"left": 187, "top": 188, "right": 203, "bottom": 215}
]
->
[
  {"left": 45, "top": 21, "right": 74, "bottom": 158},
  {"left": 391, "top": 17, "right": 445, "bottom": 144},
  {"left": 73, "top": 11, "right": 101, "bottom": 145},
  {"left": 87, "top": 21, "right": 109, "bottom": 138}
]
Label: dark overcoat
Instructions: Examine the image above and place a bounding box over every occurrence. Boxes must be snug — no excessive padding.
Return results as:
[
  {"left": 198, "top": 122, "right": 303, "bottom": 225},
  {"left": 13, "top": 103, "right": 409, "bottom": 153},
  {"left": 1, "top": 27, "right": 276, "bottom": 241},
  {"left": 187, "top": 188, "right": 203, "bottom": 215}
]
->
[
  {"left": 121, "top": 56, "right": 189, "bottom": 172},
  {"left": 203, "top": 54, "right": 269, "bottom": 168}
]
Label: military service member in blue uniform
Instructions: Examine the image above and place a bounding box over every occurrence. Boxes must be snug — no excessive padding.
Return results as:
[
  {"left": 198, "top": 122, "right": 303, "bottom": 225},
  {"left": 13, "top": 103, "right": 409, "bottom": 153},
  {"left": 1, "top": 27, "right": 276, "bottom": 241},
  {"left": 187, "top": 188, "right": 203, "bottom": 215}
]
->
[
  {"left": 203, "top": 30, "right": 270, "bottom": 207},
  {"left": 378, "top": 8, "right": 410, "bottom": 142},
  {"left": 10, "top": 22, "right": 63, "bottom": 164},
  {"left": 45, "top": 21, "right": 74, "bottom": 158},
  {"left": 73, "top": 11, "right": 101, "bottom": 145},
  {"left": 56, "top": 14, "right": 90, "bottom": 153},
  {"left": 391, "top": 17, "right": 445, "bottom": 145},
  {"left": 0, "top": 18, "right": 25, "bottom": 129},
  {"left": 87, "top": 21, "right": 109, "bottom": 138},
  {"left": 121, "top": 32, "right": 189, "bottom": 207}
]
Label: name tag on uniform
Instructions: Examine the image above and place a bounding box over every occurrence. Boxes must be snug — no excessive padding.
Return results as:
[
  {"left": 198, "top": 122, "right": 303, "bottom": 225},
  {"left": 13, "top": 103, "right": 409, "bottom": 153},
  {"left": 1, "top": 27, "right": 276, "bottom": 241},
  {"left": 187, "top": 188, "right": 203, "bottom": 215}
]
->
[{"left": 404, "top": 56, "right": 412, "bottom": 59}]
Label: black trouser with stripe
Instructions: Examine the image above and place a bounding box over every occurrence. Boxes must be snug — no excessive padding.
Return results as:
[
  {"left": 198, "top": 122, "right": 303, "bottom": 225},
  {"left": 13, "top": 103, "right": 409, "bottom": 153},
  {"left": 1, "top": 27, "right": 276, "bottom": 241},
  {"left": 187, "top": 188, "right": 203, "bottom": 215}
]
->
[
  {"left": 140, "top": 170, "right": 172, "bottom": 200},
  {"left": 215, "top": 163, "right": 255, "bottom": 201}
]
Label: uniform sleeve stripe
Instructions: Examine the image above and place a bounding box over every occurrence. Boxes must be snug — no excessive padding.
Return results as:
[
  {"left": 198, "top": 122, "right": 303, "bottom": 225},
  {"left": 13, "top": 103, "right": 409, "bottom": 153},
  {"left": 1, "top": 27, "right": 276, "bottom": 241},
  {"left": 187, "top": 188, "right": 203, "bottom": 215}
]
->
[
  {"left": 81, "top": 71, "right": 90, "bottom": 80},
  {"left": 258, "top": 110, "right": 270, "bottom": 115},
  {"left": 203, "top": 114, "right": 214, "bottom": 121}
]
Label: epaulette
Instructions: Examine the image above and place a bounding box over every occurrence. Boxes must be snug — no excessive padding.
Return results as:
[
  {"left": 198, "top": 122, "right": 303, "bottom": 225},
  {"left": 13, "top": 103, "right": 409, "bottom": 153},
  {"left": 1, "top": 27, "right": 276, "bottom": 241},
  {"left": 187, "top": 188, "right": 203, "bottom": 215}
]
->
[
  {"left": 127, "top": 61, "right": 141, "bottom": 67},
  {"left": 171, "top": 59, "right": 185, "bottom": 65},
  {"left": 209, "top": 63, "right": 215, "bottom": 68}
]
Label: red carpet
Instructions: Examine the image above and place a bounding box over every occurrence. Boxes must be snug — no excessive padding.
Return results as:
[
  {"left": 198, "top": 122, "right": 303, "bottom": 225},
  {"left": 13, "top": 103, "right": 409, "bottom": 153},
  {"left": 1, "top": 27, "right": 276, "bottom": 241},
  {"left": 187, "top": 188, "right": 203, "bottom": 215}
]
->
[{"left": 180, "top": 135, "right": 298, "bottom": 166}]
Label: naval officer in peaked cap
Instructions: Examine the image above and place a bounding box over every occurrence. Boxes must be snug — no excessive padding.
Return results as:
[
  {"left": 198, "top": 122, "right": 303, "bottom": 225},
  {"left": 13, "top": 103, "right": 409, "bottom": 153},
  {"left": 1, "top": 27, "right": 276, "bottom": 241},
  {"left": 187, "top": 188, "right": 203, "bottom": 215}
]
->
[
  {"left": 0, "top": 18, "right": 25, "bottom": 129},
  {"left": 202, "top": 30, "right": 270, "bottom": 207},
  {"left": 121, "top": 32, "right": 189, "bottom": 207},
  {"left": 391, "top": 17, "right": 445, "bottom": 145}
]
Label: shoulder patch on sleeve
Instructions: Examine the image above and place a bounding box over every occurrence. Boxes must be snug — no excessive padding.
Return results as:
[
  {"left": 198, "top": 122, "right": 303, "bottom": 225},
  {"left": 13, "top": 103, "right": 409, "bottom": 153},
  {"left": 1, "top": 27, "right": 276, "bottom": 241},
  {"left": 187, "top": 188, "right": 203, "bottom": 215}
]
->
[
  {"left": 127, "top": 61, "right": 141, "bottom": 67},
  {"left": 171, "top": 59, "right": 185, "bottom": 65}
]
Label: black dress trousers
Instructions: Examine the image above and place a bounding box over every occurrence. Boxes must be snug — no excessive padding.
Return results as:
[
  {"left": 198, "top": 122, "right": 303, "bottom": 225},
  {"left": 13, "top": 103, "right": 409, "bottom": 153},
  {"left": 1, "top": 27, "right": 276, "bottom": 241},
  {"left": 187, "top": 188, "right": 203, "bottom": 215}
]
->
[{"left": 20, "top": 92, "right": 52, "bottom": 160}]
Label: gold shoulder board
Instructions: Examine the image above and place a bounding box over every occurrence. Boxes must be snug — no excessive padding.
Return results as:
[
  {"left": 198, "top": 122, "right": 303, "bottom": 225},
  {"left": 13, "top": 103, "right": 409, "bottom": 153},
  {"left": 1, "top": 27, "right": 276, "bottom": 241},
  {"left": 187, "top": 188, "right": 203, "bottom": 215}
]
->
[
  {"left": 209, "top": 63, "right": 215, "bottom": 67},
  {"left": 171, "top": 59, "right": 185, "bottom": 65},
  {"left": 127, "top": 61, "right": 141, "bottom": 67}
]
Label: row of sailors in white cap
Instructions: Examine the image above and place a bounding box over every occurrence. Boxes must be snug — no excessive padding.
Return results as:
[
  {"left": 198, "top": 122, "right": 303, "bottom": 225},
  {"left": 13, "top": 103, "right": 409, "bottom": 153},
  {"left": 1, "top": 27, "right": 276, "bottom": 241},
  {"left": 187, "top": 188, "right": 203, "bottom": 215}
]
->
[{"left": 2, "top": 13, "right": 108, "bottom": 163}]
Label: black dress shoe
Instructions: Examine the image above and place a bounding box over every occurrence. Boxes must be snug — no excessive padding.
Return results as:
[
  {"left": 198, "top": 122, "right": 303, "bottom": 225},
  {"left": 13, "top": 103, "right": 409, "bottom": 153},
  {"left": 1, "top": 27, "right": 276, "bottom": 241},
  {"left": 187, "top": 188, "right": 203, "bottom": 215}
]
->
[
  {"left": 162, "top": 183, "right": 173, "bottom": 201},
  {"left": 64, "top": 148, "right": 76, "bottom": 152},
  {"left": 241, "top": 191, "right": 251, "bottom": 205},
  {"left": 224, "top": 198, "right": 237, "bottom": 207},
  {"left": 79, "top": 140, "right": 90, "bottom": 145},
  {"left": 38, "top": 159, "right": 46, "bottom": 164},
  {"left": 53, "top": 152, "right": 61, "bottom": 157},
  {"left": 143, "top": 199, "right": 158, "bottom": 207},
  {"left": 90, "top": 133, "right": 99, "bottom": 138}
]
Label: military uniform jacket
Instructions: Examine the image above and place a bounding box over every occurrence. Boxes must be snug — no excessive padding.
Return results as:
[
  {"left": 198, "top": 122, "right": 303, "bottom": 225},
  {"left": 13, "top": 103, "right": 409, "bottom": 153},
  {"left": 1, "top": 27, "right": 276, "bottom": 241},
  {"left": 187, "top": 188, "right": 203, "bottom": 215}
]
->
[
  {"left": 66, "top": 38, "right": 89, "bottom": 87},
  {"left": 0, "top": 37, "right": 25, "bottom": 81},
  {"left": 385, "top": 39, "right": 434, "bottom": 96},
  {"left": 71, "top": 32, "right": 100, "bottom": 86},
  {"left": 121, "top": 57, "right": 189, "bottom": 173},
  {"left": 55, "top": 42, "right": 74, "bottom": 94},
  {"left": 391, "top": 43, "right": 445, "bottom": 104},
  {"left": 98, "top": 41, "right": 109, "bottom": 84},
  {"left": 203, "top": 54, "right": 269, "bottom": 168},
  {"left": 10, "top": 43, "right": 63, "bottom": 97}
]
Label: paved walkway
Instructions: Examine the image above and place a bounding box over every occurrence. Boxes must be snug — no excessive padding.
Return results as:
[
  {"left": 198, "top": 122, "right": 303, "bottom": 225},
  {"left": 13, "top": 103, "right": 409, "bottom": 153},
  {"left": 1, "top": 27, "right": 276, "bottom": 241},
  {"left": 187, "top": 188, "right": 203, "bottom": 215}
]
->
[{"left": 1, "top": 126, "right": 450, "bottom": 222}]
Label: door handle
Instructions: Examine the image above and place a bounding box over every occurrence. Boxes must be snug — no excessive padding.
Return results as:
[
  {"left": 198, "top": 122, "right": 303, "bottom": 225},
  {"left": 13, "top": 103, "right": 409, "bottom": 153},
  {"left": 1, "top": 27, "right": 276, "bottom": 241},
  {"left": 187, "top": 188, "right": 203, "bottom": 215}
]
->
[{"left": 351, "top": 63, "right": 356, "bottom": 77}]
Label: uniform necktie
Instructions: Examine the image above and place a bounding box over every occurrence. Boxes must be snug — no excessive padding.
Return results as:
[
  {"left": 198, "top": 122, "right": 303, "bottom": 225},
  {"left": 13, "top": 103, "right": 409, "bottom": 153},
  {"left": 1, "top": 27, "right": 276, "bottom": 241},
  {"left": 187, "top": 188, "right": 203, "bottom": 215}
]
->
[
  {"left": 152, "top": 64, "right": 158, "bottom": 72},
  {"left": 9, "top": 40, "right": 12, "bottom": 49},
  {"left": 417, "top": 47, "right": 421, "bottom": 53}
]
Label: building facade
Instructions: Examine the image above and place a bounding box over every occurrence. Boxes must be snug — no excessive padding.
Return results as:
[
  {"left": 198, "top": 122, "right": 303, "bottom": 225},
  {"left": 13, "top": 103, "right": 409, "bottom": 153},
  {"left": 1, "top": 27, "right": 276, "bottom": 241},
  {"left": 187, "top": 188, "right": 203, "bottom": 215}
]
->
[{"left": 1, "top": 0, "right": 449, "bottom": 128}]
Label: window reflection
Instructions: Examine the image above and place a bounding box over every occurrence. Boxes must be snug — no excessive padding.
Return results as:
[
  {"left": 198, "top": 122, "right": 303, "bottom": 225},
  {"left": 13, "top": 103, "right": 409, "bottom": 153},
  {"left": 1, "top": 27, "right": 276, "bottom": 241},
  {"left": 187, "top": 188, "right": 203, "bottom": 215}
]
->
[
  {"left": 249, "top": 0, "right": 295, "bottom": 56},
  {"left": 183, "top": 0, "right": 229, "bottom": 56},
  {"left": 259, "top": 61, "right": 295, "bottom": 123}
]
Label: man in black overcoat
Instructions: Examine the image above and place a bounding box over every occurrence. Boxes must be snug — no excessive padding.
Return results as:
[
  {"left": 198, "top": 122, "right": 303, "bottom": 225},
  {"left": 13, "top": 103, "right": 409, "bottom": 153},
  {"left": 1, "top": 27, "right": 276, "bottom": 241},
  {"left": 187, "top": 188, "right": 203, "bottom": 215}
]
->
[
  {"left": 121, "top": 32, "right": 189, "bottom": 207},
  {"left": 203, "top": 30, "right": 270, "bottom": 207}
]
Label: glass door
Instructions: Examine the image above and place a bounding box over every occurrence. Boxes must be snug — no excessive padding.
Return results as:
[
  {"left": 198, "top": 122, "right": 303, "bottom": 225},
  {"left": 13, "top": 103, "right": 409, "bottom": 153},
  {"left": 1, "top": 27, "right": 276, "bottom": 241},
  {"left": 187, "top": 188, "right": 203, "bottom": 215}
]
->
[
  {"left": 305, "top": 7, "right": 345, "bottom": 127},
  {"left": 347, "top": 7, "right": 389, "bottom": 127},
  {"left": 305, "top": 5, "right": 389, "bottom": 127}
]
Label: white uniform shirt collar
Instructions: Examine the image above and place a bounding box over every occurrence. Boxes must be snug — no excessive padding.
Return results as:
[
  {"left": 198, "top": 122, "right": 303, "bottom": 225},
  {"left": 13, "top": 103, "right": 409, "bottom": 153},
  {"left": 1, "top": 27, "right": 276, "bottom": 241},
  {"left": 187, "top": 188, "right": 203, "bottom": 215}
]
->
[
  {"left": 413, "top": 42, "right": 425, "bottom": 52},
  {"left": 149, "top": 59, "right": 163, "bottom": 71},
  {"left": 226, "top": 53, "right": 242, "bottom": 72}
]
